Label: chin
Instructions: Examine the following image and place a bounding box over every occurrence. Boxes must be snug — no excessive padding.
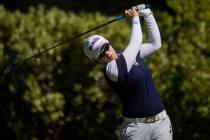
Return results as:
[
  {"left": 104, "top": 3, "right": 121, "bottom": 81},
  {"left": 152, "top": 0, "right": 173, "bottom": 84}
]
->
[{"left": 108, "top": 57, "right": 115, "bottom": 62}]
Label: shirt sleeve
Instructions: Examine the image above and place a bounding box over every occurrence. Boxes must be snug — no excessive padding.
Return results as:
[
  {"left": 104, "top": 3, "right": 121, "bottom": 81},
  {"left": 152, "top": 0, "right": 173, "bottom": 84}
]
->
[
  {"left": 139, "top": 14, "right": 161, "bottom": 59},
  {"left": 105, "top": 60, "right": 118, "bottom": 82},
  {"left": 105, "top": 16, "right": 142, "bottom": 82},
  {"left": 122, "top": 16, "right": 142, "bottom": 72}
]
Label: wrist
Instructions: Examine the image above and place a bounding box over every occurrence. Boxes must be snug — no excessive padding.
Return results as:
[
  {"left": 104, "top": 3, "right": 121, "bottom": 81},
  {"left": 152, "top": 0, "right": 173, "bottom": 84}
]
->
[
  {"left": 132, "top": 16, "right": 140, "bottom": 24},
  {"left": 144, "top": 12, "right": 153, "bottom": 20},
  {"left": 143, "top": 12, "right": 153, "bottom": 18}
]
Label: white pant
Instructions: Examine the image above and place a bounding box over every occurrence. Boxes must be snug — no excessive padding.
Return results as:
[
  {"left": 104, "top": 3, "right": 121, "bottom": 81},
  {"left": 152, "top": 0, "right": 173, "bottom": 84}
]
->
[{"left": 120, "top": 116, "right": 173, "bottom": 140}]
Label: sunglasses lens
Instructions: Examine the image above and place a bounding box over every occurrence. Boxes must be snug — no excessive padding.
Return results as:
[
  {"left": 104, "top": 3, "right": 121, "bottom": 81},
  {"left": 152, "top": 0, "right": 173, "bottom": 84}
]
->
[{"left": 98, "top": 43, "right": 110, "bottom": 59}]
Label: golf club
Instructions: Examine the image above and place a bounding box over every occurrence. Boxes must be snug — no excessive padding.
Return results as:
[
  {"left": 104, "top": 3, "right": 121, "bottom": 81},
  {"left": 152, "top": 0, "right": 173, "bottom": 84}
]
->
[{"left": 2, "top": 4, "right": 150, "bottom": 76}]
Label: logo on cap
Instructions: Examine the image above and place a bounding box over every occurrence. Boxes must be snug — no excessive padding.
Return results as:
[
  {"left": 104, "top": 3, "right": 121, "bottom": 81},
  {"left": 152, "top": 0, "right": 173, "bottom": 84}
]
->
[{"left": 89, "top": 37, "right": 100, "bottom": 50}]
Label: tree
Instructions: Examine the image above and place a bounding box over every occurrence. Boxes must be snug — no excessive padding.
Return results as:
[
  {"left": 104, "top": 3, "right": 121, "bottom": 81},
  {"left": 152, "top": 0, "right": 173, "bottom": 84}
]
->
[
  {"left": 153, "top": 0, "right": 210, "bottom": 139},
  {"left": 0, "top": 1, "right": 210, "bottom": 139},
  {"left": 0, "top": 5, "right": 129, "bottom": 139}
]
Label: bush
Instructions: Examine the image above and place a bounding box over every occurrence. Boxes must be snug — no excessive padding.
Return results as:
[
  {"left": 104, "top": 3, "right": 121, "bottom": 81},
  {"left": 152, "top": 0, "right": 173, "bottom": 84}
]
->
[
  {"left": 0, "top": 5, "right": 129, "bottom": 140},
  {"left": 0, "top": 1, "right": 210, "bottom": 139}
]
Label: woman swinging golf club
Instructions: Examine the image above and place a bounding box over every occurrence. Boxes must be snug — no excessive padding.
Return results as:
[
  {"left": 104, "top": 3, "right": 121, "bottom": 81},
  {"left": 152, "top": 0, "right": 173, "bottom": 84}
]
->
[{"left": 83, "top": 5, "right": 173, "bottom": 140}]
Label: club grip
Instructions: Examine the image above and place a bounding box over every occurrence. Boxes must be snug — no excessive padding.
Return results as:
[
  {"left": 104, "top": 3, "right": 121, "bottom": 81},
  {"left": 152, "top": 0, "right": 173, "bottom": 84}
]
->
[
  {"left": 115, "top": 15, "right": 125, "bottom": 21},
  {"left": 114, "top": 4, "right": 151, "bottom": 21}
]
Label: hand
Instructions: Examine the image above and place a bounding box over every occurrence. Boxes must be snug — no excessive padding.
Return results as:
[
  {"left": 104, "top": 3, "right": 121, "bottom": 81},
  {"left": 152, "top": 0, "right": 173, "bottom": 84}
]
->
[
  {"left": 124, "top": 7, "right": 139, "bottom": 18},
  {"left": 139, "top": 8, "right": 152, "bottom": 17},
  {"left": 136, "top": 4, "right": 152, "bottom": 17},
  {"left": 138, "top": 4, "right": 152, "bottom": 17}
]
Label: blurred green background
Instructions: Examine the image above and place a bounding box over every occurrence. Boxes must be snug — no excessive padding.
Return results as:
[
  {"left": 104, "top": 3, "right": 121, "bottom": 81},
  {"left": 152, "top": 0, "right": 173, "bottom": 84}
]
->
[{"left": 0, "top": 0, "right": 210, "bottom": 139}]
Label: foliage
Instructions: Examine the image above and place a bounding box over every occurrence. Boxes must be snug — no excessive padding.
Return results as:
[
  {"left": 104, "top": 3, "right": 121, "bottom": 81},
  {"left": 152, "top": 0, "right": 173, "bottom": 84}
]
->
[
  {"left": 0, "top": 0, "right": 210, "bottom": 139},
  {"left": 153, "top": 0, "right": 210, "bottom": 139},
  {"left": 0, "top": 5, "right": 129, "bottom": 140}
]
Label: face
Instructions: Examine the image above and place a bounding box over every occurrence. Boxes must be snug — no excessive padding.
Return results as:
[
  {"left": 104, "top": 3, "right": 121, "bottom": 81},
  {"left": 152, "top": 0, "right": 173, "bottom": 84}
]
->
[{"left": 98, "top": 44, "right": 118, "bottom": 64}]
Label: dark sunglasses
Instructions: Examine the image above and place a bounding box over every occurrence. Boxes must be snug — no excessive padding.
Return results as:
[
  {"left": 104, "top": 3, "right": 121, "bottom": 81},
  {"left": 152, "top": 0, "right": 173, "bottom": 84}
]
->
[{"left": 98, "top": 43, "right": 110, "bottom": 59}]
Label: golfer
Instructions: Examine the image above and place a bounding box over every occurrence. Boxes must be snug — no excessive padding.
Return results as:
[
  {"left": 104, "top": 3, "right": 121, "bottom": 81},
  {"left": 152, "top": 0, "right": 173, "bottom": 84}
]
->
[{"left": 83, "top": 5, "right": 172, "bottom": 140}]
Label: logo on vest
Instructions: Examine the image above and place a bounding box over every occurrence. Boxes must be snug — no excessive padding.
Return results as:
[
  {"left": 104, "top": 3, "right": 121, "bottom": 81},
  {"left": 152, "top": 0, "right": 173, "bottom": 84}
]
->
[{"left": 133, "top": 61, "right": 139, "bottom": 66}]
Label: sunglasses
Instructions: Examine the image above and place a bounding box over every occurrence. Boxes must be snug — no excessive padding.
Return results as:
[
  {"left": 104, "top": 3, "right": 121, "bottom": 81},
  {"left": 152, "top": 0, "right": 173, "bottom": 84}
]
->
[{"left": 98, "top": 43, "right": 110, "bottom": 59}]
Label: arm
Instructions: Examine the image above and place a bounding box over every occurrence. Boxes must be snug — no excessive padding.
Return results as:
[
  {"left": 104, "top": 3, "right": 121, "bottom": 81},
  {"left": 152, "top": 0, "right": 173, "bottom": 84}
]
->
[
  {"left": 122, "top": 9, "right": 142, "bottom": 72},
  {"left": 105, "top": 7, "right": 142, "bottom": 81},
  {"left": 139, "top": 11, "right": 161, "bottom": 59}
]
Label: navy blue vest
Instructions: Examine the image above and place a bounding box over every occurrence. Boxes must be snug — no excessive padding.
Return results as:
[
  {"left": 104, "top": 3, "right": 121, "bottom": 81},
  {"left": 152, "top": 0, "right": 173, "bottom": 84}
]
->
[{"left": 104, "top": 53, "right": 164, "bottom": 117}]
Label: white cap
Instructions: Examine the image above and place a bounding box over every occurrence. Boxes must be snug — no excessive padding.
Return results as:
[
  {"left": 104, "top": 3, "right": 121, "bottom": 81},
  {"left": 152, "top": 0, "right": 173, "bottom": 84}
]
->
[{"left": 83, "top": 35, "right": 109, "bottom": 60}]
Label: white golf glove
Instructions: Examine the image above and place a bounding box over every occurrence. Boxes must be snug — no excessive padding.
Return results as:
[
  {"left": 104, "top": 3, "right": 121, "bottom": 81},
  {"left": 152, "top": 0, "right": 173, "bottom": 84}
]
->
[{"left": 136, "top": 4, "right": 152, "bottom": 17}]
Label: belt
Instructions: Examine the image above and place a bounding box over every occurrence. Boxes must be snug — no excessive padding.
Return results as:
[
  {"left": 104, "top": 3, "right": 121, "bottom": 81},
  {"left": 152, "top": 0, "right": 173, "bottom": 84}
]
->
[{"left": 123, "top": 110, "right": 167, "bottom": 123}]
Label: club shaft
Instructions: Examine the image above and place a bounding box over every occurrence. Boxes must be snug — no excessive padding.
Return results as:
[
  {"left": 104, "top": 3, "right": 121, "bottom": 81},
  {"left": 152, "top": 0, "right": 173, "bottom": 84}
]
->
[
  {"left": 13, "top": 3, "right": 151, "bottom": 65},
  {"left": 13, "top": 15, "right": 125, "bottom": 66},
  {"left": 3, "top": 4, "right": 151, "bottom": 75}
]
